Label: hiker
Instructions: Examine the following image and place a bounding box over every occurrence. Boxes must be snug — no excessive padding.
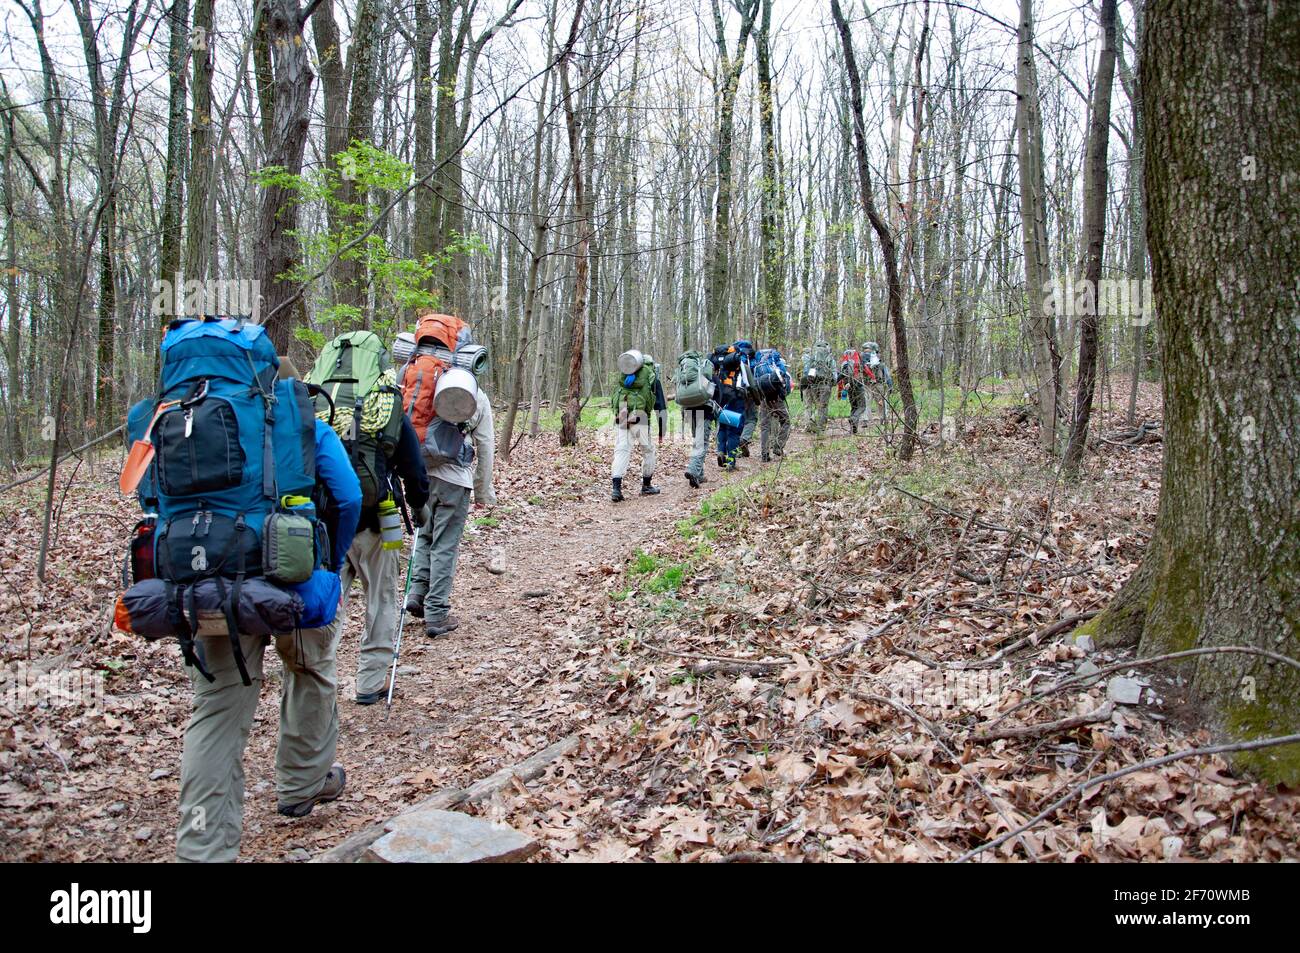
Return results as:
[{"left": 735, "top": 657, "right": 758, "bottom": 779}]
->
[
  {"left": 860, "top": 341, "right": 893, "bottom": 422},
  {"left": 751, "top": 347, "right": 793, "bottom": 461},
  {"left": 734, "top": 339, "right": 759, "bottom": 458},
  {"left": 304, "top": 332, "right": 430, "bottom": 706},
  {"left": 838, "top": 347, "right": 870, "bottom": 434},
  {"left": 399, "top": 313, "right": 497, "bottom": 638},
  {"left": 609, "top": 349, "right": 666, "bottom": 501},
  {"left": 118, "top": 319, "right": 362, "bottom": 862},
  {"left": 803, "top": 340, "right": 835, "bottom": 433},
  {"left": 673, "top": 349, "right": 715, "bottom": 489},
  {"left": 711, "top": 343, "right": 749, "bottom": 470}
]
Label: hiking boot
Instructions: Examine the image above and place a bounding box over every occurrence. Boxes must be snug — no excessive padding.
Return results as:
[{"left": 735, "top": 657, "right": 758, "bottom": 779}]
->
[
  {"left": 761, "top": 454, "right": 771, "bottom": 463},
  {"left": 611, "top": 477, "right": 625, "bottom": 503},
  {"left": 640, "top": 477, "right": 660, "bottom": 496},
  {"left": 716, "top": 454, "right": 726, "bottom": 467},
  {"left": 277, "top": 765, "right": 346, "bottom": 818},
  {"left": 355, "top": 687, "right": 395, "bottom": 706},
  {"left": 686, "top": 471, "right": 701, "bottom": 489},
  {"left": 426, "top": 615, "right": 460, "bottom": 638},
  {"left": 739, "top": 443, "right": 751, "bottom": 458},
  {"left": 404, "top": 594, "right": 425, "bottom": 619}
]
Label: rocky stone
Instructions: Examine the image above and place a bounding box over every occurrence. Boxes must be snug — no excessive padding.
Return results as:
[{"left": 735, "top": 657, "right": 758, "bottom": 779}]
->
[
  {"left": 1074, "top": 634, "right": 1096, "bottom": 653},
  {"left": 105, "top": 801, "right": 126, "bottom": 816},
  {"left": 149, "top": 768, "right": 170, "bottom": 781},
  {"left": 362, "top": 807, "right": 538, "bottom": 864},
  {"left": 1076, "top": 660, "right": 1102, "bottom": 685},
  {"left": 133, "top": 827, "right": 153, "bottom": 842},
  {"left": 1107, "top": 677, "right": 1144, "bottom": 705}
]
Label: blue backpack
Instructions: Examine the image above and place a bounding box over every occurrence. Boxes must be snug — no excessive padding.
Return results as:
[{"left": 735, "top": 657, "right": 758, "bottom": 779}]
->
[
  {"left": 123, "top": 318, "right": 322, "bottom": 684},
  {"left": 753, "top": 348, "right": 788, "bottom": 400}
]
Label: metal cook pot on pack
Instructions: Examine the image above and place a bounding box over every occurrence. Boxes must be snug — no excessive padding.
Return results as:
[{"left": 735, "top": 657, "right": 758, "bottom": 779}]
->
[
  {"left": 433, "top": 366, "right": 479, "bottom": 424},
  {"left": 617, "top": 349, "right": 645, "bottom": 376}
]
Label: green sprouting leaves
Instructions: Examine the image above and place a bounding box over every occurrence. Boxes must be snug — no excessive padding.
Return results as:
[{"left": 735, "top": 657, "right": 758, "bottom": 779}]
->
[{"left": 253, "top": 140, "right": 488, "bottom": 334}]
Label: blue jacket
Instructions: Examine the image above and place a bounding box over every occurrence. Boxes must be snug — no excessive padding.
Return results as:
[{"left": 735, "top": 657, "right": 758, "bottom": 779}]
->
[{"left": 315, "top": 419, "right": 362, "bottom": 570}]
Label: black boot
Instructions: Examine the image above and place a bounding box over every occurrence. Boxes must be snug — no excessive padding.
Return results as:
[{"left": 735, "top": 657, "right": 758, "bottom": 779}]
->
[
  {"left": 611, "top": 477, "right": 624, "bottom": 502},
  {"left": 686, "top": 471, "right": 700, "bottom": 489},
  {"left": 739, "top": 442, "right": 751, "bottom": 458},
  {"left": 641, "top": 476, "right": 660, "bottom": 496}
]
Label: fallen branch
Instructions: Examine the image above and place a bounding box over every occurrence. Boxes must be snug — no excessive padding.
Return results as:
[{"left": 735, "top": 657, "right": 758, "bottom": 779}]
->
[
  {"left": 969, "top": 702, "right": 1114, "bottom": 743},
  {"left": 954, "top": 731, "right": 1300, "bottom": 863},
  {"left": 313, "top": 729, "right": 583, "bottom": 862},
  {"left": 0, "top": 425, "right": 124, "bottom": 495},
  {"left": 989, "top": 644, "right": 1300, "bottom": 728}
]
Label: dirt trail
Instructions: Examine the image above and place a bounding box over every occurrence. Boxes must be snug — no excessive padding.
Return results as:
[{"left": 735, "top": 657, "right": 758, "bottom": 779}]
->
[{"left": 238, "top": 430, "right": 803, "bottom": 860}]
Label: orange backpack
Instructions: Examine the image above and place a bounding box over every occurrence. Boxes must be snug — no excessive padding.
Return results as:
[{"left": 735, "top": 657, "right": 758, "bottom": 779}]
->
[{"left": 400, "top": 312, "right": 469, "bottom": 441}]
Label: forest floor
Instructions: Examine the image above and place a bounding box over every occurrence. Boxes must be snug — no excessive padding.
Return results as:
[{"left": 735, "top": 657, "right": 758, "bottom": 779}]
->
[{"left": 2, "top": 381, "right": 1298, "bottom": 862}]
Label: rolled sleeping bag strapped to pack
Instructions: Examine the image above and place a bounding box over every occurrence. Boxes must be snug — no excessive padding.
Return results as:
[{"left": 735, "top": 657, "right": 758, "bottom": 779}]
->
[
  {"left": 717, "top": 407, "right": 743, "bottom": 430},
  {"left": 617, "top": 349, "right": 646, "bottom": 376},
  {"left": 114, "top": 577, "right": 306, "bottom": 639},
  {"left": 433, "top": 365, "right": 479, "bottom": 424},
  {"left": 393, "top": 331, "right": 417, "bottom": 366},
  {"left": 410, "top": 342, "right": 490, "bottom": 376}
]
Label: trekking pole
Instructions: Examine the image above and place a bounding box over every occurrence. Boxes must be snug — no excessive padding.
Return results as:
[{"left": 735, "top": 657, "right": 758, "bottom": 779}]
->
[{"left": 385, "top": 521, "right": 421, "bottom": 717}]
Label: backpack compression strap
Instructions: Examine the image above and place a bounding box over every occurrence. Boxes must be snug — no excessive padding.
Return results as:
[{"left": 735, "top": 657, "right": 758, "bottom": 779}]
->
[
  {"left": 166, "top": 580, "right": 215, "bottom": 683},
  {"left": 222, "top": 517, "right": 253, "bottom": 687}
]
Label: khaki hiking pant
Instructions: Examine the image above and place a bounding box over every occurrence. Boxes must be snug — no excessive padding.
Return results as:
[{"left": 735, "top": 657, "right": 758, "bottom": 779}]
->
[
  {"left": 759, "top": 398, "right": 791, "bottom": 458},
  {"left": 409, "top": 475, "right": 472, "bottom": 625},
  {"left": 612, "top": 419, "right": 656, "bottom": 480},
  {"left": 331, "top": 528, "right": 398, "bottom": 698},
  {"left": 176, "top": 625, "right": 340, "bottom": 863}
]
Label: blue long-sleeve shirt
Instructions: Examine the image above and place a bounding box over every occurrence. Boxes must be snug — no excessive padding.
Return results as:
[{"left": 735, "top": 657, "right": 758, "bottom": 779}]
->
[{"left": 314, "top": 419, "right": 361, "bottom": 571}]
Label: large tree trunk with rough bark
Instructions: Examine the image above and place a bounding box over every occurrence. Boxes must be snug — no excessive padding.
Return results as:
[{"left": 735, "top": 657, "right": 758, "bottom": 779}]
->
[
  {"left": 1085, "top": 0, "right": 1300, "bottom": 784},
  {"left": 257, "top": 0, "right": 317, "bottom": 353}
]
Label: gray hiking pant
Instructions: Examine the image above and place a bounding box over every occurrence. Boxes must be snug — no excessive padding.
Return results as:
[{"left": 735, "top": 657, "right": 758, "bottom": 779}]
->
[
  {"left": 332, "top": 528, "right": 398, "bottom": 697},
  {"left": 409, "top": 475, "right": 472, "bottom": 624},
  {"left": 739, "top": 399, "right": 758, "bottom": 446},
  {"left": 845, "top": 380, "right": 869, "bottom": 431},
  {"left": 807, "top": 384, "right": 831, "bottom": 433},
  {"left": 759, "top": 398, "right": 791, "bottom": 458},
  {"left": 685, "top": 409, "right": 712, "bottom": 478},
  {"left": 176, "top": 626, "right": 340, "bottom": 862}
]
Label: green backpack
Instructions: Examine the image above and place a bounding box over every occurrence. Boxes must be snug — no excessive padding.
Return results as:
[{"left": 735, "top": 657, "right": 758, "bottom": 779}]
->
[
  {"left": 305, "top": 331, "right": 404, "bottom": 510},
  {"left": 809, "top": 342, "right": 835, "bottom": 384},
  {"left": 674, "top": 350, "right": 714, "bottom": 409}
]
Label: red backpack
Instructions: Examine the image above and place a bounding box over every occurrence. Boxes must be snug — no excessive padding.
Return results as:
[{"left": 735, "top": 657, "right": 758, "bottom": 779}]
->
[
  {"left": 399, "top": 312, "right": 467, "bottom": 441},
  {"left": 840, "top": 349, "right": 863, "bottom": 380}
]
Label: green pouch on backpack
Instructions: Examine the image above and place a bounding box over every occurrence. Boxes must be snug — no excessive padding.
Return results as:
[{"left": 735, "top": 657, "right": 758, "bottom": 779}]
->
[{"left": 262, "top": 511, "right": 316, "bottom": 584}]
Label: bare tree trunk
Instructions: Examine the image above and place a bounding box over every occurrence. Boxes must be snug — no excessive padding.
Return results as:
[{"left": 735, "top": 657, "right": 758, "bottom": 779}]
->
[
  {"left": 1015, "top": 0, "right": 1060, "bottom": 453},
  {"left": 1063, "top": 0, "right": 1117, "bottom": 472},
  {"left": 705, "top": 0, "right": 758, "bottom": 344},
  {"left": 830, "top": 0, "right": 919, "bottom": 460},
  {"left": 558, "top": 0, "right": 589, "bottom": 447},
  {"left": 257, "top": 0, "right": 318, "bottom": 353},
  {"left": 159, "top": 0, "right": 190, "bottom": 326},
  {"left": 186, "top": 0, "right": 214, "bottom": 282},
  {"left": 499, "top": 6, "right": 556, "bottom": 460},
  {"left": 1086, "top": 0, "right": 1300, "bottom": 783}
]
